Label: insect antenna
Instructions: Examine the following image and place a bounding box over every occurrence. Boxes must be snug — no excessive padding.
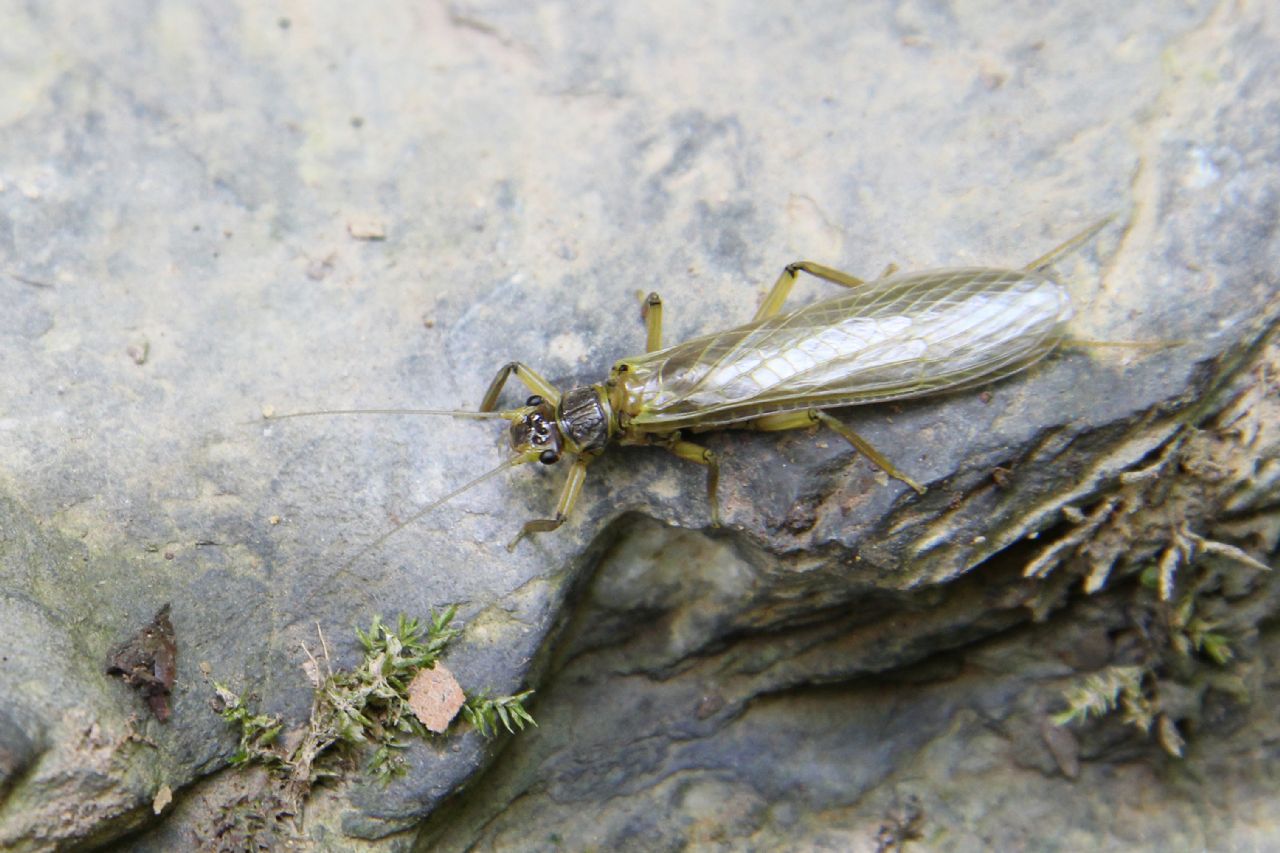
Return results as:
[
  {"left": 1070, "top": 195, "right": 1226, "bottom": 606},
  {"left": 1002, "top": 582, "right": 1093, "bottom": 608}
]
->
[
  {"left": 265, "top": 407, "right": 511, "bottom": 421},
  {"left": 335, "top": 455, "right": 527, "bottom": 573}
]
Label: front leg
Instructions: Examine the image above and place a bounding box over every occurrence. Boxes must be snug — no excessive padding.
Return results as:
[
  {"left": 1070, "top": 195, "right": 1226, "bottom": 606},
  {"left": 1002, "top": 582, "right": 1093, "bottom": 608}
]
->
[
  {"left": 508, "top": 456, "right": 589, "bottom": 550},
  {"left": 481, "top": 361, "right": 562, "bottom": 411}
]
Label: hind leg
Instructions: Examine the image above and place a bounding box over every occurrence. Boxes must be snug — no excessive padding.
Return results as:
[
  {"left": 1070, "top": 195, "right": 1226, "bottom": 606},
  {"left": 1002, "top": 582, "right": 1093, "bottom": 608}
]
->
[{"left": 746, "top": 409, "right": 926, "bottom": 495}]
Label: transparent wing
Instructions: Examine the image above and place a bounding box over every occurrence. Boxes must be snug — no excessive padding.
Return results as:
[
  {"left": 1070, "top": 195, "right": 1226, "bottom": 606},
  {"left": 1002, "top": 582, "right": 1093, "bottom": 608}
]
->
[{"left": 619, "top": 268, "right": 1072, "bottom": 432}]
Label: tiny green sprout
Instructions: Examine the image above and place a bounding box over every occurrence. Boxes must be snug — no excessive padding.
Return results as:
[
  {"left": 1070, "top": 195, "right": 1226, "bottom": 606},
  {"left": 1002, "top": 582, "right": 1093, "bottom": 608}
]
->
[
  {"left": 1195, "top": 629, "right": 1234, "bottom": 665},
  {"left": 1171, "top": 594, "right": 1236, "bottom": 666},
  {"left": 1051, "top": 666, "right": 1147, "bottom": 728},
  {"left": 1138, "top": 563, "right": 1160, "bottom": 589},
  {"left": 463, "top": 690, "right": 538, "bottom": 738},
  {"left": 213, "top": 683, "right": 284, "bottom": 767},
  {"left": 356, "top": 607, "right": 461, "bottom": 668}
]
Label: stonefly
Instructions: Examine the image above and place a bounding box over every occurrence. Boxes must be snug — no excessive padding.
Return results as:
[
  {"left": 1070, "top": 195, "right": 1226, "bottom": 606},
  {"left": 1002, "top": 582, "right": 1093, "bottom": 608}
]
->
[{"left": 275, "top": 219, "right": 1116, "bottom": 552}]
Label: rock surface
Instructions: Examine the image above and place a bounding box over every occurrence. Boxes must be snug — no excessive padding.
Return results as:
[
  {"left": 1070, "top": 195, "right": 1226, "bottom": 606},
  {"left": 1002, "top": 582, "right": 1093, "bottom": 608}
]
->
[{"left": 0, "top": 1, "right": 1277, "bottom": 850}]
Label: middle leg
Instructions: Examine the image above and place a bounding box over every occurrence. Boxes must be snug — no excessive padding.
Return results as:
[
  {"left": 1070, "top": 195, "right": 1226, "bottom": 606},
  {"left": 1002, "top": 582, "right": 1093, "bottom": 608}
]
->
[
  {"left": 643, "top": 292, "right": 664, "bottom": 353},
  {"left": 645, "top": 258, "right": 889, "bottom": 350},
  {"left": 663, "top": 436, "right": 721, "bottom": 526},
  {"left": 753, "top": 261, "right": 869, "bottom": 322}
]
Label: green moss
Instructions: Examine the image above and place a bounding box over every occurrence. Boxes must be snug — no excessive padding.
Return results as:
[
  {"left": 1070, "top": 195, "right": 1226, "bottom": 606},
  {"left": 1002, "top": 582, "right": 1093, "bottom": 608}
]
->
[
  {"left": 462, "top": 690, "right": 537, "bottom": 738},
  {"left": 1051, "top": 666, "right": 1150, "bottom": 730},
  {"left": 1053, "top": 535, "right": 1267, "bottom": 757},
  {"left": 213, "top": 609, "right": 535, "bottom": 823}
]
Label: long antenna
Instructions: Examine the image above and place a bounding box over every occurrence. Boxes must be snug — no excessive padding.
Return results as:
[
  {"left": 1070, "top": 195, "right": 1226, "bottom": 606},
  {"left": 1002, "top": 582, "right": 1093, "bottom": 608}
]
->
[
  {"left": 334, "top": 455, "right": 527, "bottom": 573},
  {"left": 267, "top": 407, "right": 510, "bottom": 421}
]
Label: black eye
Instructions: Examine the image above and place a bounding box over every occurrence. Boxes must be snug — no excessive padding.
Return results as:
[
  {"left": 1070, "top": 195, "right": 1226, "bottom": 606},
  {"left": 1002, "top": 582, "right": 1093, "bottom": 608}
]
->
[
  {"left": 526, "top": 395, "right": 544, "bottom": 407},
  {"left": 539, "top": 450, "right": 560, "bottom": 465}
]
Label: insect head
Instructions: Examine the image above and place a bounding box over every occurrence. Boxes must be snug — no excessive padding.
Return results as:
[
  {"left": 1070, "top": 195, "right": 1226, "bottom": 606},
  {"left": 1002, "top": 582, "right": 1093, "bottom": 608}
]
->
[{"left": 508, "top": 395, "right": 563, "bottom": 465}]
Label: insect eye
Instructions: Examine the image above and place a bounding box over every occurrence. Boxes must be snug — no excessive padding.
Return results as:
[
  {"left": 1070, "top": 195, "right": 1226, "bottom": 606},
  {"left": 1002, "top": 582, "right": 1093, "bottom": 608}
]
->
[
  {"left": 539, "top": 450, "right": 560, "bottom": 465},
  {"left": 526, "top": 395, "right": 544, "bottom": 407}
]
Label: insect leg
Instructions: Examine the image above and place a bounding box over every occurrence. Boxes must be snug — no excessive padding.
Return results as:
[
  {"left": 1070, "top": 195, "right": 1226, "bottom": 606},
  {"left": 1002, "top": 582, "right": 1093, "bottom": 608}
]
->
[
  {"left": 813, "top": 411, "right": 927, "bottom": 495},
  {"left": 754, "top": 261, "right": 867, "bottom": 321},
  {"left": 643, "top": 292, "right": 664, "bottom": 352},
  {"left": 666, "top": 438, "right": 721, "bottom": 526},
  {"left": 508, "top": 456, "right": 590, "bottom": 550},
  {"left": 747, "top": 410, "right": 927, "bottom": 495},
  {"left": 480, "top": 362, "right": 562, "bottom": 411}
]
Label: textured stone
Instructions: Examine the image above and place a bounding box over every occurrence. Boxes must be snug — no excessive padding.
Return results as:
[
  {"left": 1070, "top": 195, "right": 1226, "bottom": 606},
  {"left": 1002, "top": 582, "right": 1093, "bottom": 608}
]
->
[{"left": 0, "top": 1, "right": 1277, "bottom": 850}]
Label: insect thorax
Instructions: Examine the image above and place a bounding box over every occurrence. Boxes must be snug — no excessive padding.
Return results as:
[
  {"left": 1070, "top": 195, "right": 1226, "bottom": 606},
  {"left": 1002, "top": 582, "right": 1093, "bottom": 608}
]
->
[{"left": 557, "top": 385, "right": 612, "bottom": 455}]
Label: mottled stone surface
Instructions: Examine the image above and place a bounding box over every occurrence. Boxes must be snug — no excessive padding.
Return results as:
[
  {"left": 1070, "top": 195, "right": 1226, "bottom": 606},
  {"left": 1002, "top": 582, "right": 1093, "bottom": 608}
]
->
[{"left": 0, "top": 1, "right": 1277, "bottom": 850}]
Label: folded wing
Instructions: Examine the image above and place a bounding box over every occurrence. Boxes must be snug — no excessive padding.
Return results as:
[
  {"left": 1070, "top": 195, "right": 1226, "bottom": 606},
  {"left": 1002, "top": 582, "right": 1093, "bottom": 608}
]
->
[{"left": 619, "top": 268, "right": 1072, "bottom": 432}]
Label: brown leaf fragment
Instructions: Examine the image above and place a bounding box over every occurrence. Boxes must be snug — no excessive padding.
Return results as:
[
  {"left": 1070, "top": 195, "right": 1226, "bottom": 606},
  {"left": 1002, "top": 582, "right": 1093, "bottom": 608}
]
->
[
  {"left": 152, "top": 783, "right": 173, "bottom": 815},
  {"left": 1157, "top": 714, "right": 1186, "bottom": 758},
  {"left": 126, "top": 340, "right": 149, "bottom": 365},
  {"left": 347, "top": 216, "right": 386, "bottom": 240},
  {"left": 407, "top": 663, "right": 465, "bottom": 733},
  {"left": 875, "top": 794, "right": 925, "bottom": 853},
  {"left": 301, "top": 656, "right": 323, "bottom": 689},
  {"left": 105, "top": 604, "right": 177, "bottom": 722},
  {"left": 1040, "top": 717, "right": 1081, "bottom": 779}
]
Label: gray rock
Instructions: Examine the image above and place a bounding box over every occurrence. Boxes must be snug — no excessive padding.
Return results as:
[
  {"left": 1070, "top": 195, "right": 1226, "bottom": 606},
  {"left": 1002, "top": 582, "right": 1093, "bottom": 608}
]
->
[{"left": 0, "top": 1, "right": 1276, "bottom": 850}]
